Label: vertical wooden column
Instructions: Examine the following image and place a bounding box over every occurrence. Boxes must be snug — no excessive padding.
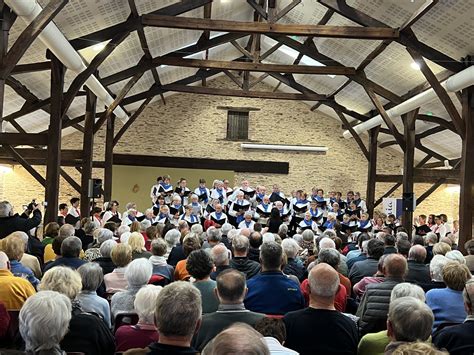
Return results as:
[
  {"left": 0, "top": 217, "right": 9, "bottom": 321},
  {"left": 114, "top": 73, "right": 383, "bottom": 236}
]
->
[
  {"left": 0, "top": 5, "right": 12, "bottom": 130},
  {"left": 402, "top": 109, "right": 417, "bottom": 234},
  {"left": 366, "top": 126, "right": 380, "bottom": 217},
  {"left": 459, "top": 85, "right": 474, "bottom": 253},
  {"left": 80, "top": 89, "right": 96, "bottom": 216},
  {"left": 44, "top": 52, "right": 65, "bottom": 223},
  {"left": 103, "top": 114, "right": 115, "bottom": 202}
]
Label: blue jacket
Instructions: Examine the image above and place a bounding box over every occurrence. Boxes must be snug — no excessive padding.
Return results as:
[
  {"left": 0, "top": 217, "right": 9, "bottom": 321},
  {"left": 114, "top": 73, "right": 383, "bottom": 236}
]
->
[
  {"left": 10, "top": 260, "right": 40, "bottom": 289},
  {"left": 44, "top": 256, "right": 87, "bottom": 272},
  {"left": 244, "top": 271, "right": 305, "bottom": 315}
]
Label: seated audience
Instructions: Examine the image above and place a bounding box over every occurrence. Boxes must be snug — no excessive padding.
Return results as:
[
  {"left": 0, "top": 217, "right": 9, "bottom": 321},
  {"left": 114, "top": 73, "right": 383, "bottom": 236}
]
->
[
  {"left": 229, "top": 234, "right": 261, "bottom": 279},
  {"left": 446, "top": 250, "right": 467, "bottom": 264},
  {"left": 174, "top": 236, "right": 201, "bottom": 281},
  {"left": 8, "top": 231, "right": 42, "bottom": 278},
  {"left": 111, "top": 258, "right": 153, "bottom": 317},
  {"left": 85, "top": 228, "right": 114, "bottom": 261},
  {"left": 353, "top": 255, "right": 385, "bottom": 299},
  {"left": 248, "top": 231, "right": 262, "bottom": 262},
  {"left": 104, "top": 243, "right": 132, "bottom": 294},
  {"left": 44, "top": 236, "right": 86, "bottom": 272},
  {"left": 210, "top": 244, "right": 231, "bottom": 280},
  {"left": 358, "top": 282, "right": 426, "bottom": 355},
  {"left": 254, "top": 317, "right": 299, "bottom": 355},
  {"left": 433, "top": 279, "right": 474, "bottom": 354},
  {"left": 283, "top": 263, "right": 358, "bottom": 355},
  {"left": 384, "top": 297, "right": 434, "bottom": 354},
  {"left": 93, "top": 239, "right": 117, "bottom": 275},
  {"left": 426, "top": 261, "right": 472, "bottom": 331},
  {"left": 192, "top": 269, "right": 265, "bottom": 351},
  {"left": 76, "top": 262, "right": 111, "bottom": 328},
  {"left": 281, "top": 238, "right": 305, "bottom": 281},
  {"left": 124, "top": 281, "right": 202, "bottom": 354},
  {"left": 2, "top": 234, "right": 39, "bottom": 289},
  {"left": 422, "top": 254, "right": 449, "bottom": 292},
  {"left": 40, "top": 266, "right": 115, "bottom": 354},
  {"left": 0, "top": 200, "right": 42, "bottom": 239},
  {"left": 433, "top": 242, "right": 451, "bottom": 256},
  {"left": 115, "top": 285, "right": 162, "bottom": 352},
  {"left": 164, "top": 228, "right": 182, "bottom": 265},
  {"left": 357, "top": 254, "right": 407, "bottom": 336},
  {"left": 383, "top": 234, "right": 397, "bottom": 255},
  {"left": 0, "top": 251, "right": 35, "bottom": 310},
  {"left": 464, "top": 239, "right": 474, "bottom": 273},
  {"left": 41, "top": 222, "right": 60, "bottom": 245},
  {"left": 220, "top": 223, "right": 233, "bottom": 250},
  {"left": 186, "top": 249, "right": 219, "bottom": 314},
  {"left": 149, "top": 238, "right": 174, "bottom": 283},
  {"left": 18, "top": 291, "right": 72, "bottom": 355},
  {"left": 245, "top": 241, "right": 305, "bottom": 315},
  {"left": 128, "top": 232, "right": 152, "bottom": 260},
  {"left": 389, "top": 341, "right": 448, "bottom": 354},
  {"left": 405, "top": 244, "right": 431, "bottom": 284},
  {"left": 425, "top": 232, "right": 438, "bottom": 264},
  {"left": 349, "top": 239, "right": 384, "bottom": 285},
  {"left": 44, "top": 224, "right": 75, "bottom": 263}
]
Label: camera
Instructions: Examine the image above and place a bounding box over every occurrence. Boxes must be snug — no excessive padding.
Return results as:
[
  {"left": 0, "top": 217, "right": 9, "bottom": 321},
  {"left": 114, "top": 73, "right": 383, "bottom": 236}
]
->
[{"left": 26, "top": 199, "right": 38, "bottom": 211}]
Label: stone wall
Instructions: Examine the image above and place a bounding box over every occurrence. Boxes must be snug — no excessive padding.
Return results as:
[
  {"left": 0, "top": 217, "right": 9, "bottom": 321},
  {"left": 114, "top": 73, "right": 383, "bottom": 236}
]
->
[{"left": 0, "top": 76, "right": 460, "bottom": 221}]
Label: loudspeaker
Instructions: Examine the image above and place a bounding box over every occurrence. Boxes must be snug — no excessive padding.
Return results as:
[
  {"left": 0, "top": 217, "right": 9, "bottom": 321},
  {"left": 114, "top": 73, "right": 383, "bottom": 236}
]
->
[
  {"left": 402, "top": 192, "right": 416, "bottom": 212},
  {"left": 88, "top": 178, "right": 102, "bottom": 198}
]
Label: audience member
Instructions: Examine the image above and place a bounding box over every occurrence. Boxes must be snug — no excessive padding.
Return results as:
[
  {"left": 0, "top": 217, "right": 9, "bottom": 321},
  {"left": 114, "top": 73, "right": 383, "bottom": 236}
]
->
[
  {"left": 283, "top": 263, "right": 358, "bottom": 355},
  {"left": 426, "top": 261, "right": 472, "bottom": 331},
  {"left": 421, "top": 254, "right": 449, "bottom": 292},
  {"left": 2, "top": 235, "right": 39, "bottom": 289},
  {"left": 186, "top": 249, "right": 219, "bottom": 314},
  {"left": 76, "top": 262, "right": 111, "bottom": 328},
  {"left": 104, "top": 243, "right": 132, "bottom": 294},
  {"left": 128, "top": 232, "right": 152, "bottom": 260},
  {"left": 209, "top": 244, "right": 231, "bottom": 280},
  {"left": 94, "top": 239, "right": 117, "bottom": 275},
  {"left": 166, "top": 229, "right": 186, "bottom": 267},
  {"left": 220, "top": 223, "right": 233, "bottom": 250},
  {"left": 396, "top": 239, "right": 411, "bottom": 258},
  {"left": 245, "top": 241, "right": 304, "bottom": 315},
  {"left": 357, "top": 254, "right": 407, "bottom": 335},
  {"left": 433, "top": 242, "right": 451, "bottom": 256},
  {"left": 384, "top": 297, "right": 434, "bottom": 354},
  {"left": 149, "top": 238, "right": 174, "bottom": 283},
  {"left": 425, "top": 232, "right": 438, "bottom": 264},
  {"left": 254, "top": 317, "right": 298, "bottom": 355},
  {"left": 44, "top": 236, "right": 86, "bottom": 272},
  {"left": 85, "top": 228, "right": 114, "bottom": 261},
  {"left": 353, "top": 255, "right": 385, "bottom": 299},
  {"left": 464, "top": 239, "right": 474, "bottom": 273},
  {"left": 0, "top": 201, "right": 42, "bottom": 239},
  {"left": 111, "top": 258, "right": 153, "bottom": 317},
  {"left": 0, "top": 251, "right": 35, "bottom": 310},
  {"left": 202, "top": 323, "right": 270, "bottom": 355},
  {"left": 8, "top": 231, "right": 42, "bottom": 278},
  {"left": 193, "top": 269, "right": 265, "bottom": 351},
  {"left": 230, "top": 234, "right": 261, "bottom": 279},
  {"left": 115, "top": 285, "right": 162, "bottom": 352},
  {"left": 281, "top": 238, "right": 305, "bottom": 281},
  {"left": 405, "top": 244, "right": 431, "bottom": 284},
  {"left": 349, "top": 238, "right": 384, "bottom": 285},
  {"left": 19, "top": 291, "right": 72, "bottom": 355},
  {"left": 248, "top": 231, "right": 262, "bottom": 262},
  {"left": 174, "top": 236, "right": 201, "bottom": 281},
  {"left": 40, "top": 266, "right": 115, "bottom": 354}
]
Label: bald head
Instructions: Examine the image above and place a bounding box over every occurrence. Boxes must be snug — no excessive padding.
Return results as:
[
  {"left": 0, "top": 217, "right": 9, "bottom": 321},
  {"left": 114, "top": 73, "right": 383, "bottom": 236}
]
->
[
  {"left": 308, "top": 263, "right": 340, "bottom": 299},
  {"left": 211, "top": 244, "right": 230, "bottom": 266},
  {"left": 383, "top": 254, "right": 408, "bottom": 278},
  {"left": 408, "top": 245, "right": 427, "bottom": 263},
  {"left": 0, "top": 251, "right": 9, "bottom": 269}
]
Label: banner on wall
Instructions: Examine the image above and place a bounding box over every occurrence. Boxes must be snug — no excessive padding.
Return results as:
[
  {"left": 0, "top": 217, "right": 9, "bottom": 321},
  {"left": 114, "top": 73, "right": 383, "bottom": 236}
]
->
[{"left": 382, "top": 198, "right": 403, "bottom": 218}]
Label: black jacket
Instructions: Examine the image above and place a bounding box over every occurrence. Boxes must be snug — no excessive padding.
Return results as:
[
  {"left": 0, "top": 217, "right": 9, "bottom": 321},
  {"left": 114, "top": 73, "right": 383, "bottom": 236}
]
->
[
  {"left": 167, "top": 244, "right": 186, "bottom": 267},
  {"left": 230, "top": 257, "right": 261, "bottom": 279},
  {"left": 406, "top": 260, "right": 431, "bottom": 285},
  {"left": 283, "top": 258, "right": 306, "bottom": 281},
  {"left": 248, "top": 247, "right": 260, "bottom": 263},
  {"left": 0, "top": 210, "right": 42, "bottom": 238},
  {"left": 433, "top": 319, "right": 474, "bottom": 355}
]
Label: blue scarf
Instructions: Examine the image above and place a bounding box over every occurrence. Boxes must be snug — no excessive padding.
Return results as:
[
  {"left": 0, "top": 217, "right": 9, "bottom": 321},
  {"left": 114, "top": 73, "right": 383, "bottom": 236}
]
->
[
  {"left": 173, "top": 204, "right": 181, "bottom": 210},
  {"left": 304, "top": 219, "right": 312, "bottom": 226},
  {"left": 199, "top": 187, "right": 208, "bottom": 203},
  {"left": 315, "top": 196, "right": 325, "bottom": 202},
  {"left": 296, "top": 199, "right": 308, "bottom": 204},
  {"left": 190, "top": 214, "right": 197, "bottom": 223},
  {"left": 160, "top": 182, "right": 172, "bottom": 190},
  {"left": 216, "top": 188, "right": 224, "bottom": 203},
  {"left": 359, "top": 220, "right": 369, "bottom": 228},
  {"left": 310, "top": 208, "right": 320, "bottom": 217},
  {"left": 261, "top": 203, "right": 269, "bottom": 211},
  {"left": 192, "top": 202, "right": 200, "bottom": 207},
  {"left": 245, "top": 221, "right": 252, "bottom": 228},
  {"left": 159, "top": 213, "right": 167, "bottom": 219},
  {"left": 215, "top": 212, "right": 222, "bottom": 219},
  {"left": 324, "top": 220, "right": 335, "bottom": 229},
  {"left": 128, "top": 215, "right": 136, "bottom": 222},
  {"left": 257, "top": 193, "right": 265, "bottom": 200}
]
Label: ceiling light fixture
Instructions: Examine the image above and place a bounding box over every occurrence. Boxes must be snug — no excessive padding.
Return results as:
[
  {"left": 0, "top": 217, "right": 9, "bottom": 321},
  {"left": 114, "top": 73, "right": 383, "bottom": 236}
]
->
[
  {"left": 0, "top": 165, "right": 13, "bottom": 173},
  {"left": 411, "top": 62, "right": 421, "bottom": 70}
]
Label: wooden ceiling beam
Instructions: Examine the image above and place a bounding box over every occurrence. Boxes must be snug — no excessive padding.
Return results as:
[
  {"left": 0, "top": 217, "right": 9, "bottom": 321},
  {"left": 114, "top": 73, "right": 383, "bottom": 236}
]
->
[
  {"left": 274, "top": 0, "right": 302, "bottom": 22},
  {"left": 423, "top": 158, "right": 461, "bottom": 169},
  {"left": 376, "top": 174, "right": 459, "bottom": 184},
  {"left": 0, "top": 133, "right": 48, "bottom": 146},
  {"left": 142, "top": 14, "right": 399, "bottom": 39},
  {"left": 399, "top": 0, "right": 437, "bottom": 30},
  {"left": 11, "top": 61, "right": 51, "bottom": 74},
  {"left": 246, "top": 0, "right": 268, "bottom": 20},
  {"left": 160, "top": 83, "right": 330, "bottom": 101},
  {"left": 333, "top": 109, "right": 369, "bottom": 159},
  {"left": 69, "top": 0, "right": 213, "bottom": 50},
  {"left": 2, "top": 145, "right": 46, "bottom": 187},
  {"left": 0, "top": 0, "right": 67, "bottom": 79},
  {"left": 113, "top": 97, "right": 153, "bottom": 147},
  {"left": 152, "top": 56, "right": 357, "bottom": 75},
  {"left": 317, "top": 0, "right": 464, "bottom": 72},
  {"left": 379, "top": 125, "right": 447, "bottom": 148}
]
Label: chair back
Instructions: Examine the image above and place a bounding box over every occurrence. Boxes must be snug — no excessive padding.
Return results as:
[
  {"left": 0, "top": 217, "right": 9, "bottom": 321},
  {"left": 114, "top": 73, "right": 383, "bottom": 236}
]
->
[{"left": 114, "top": 312, "right": 139, "bottom": 334}]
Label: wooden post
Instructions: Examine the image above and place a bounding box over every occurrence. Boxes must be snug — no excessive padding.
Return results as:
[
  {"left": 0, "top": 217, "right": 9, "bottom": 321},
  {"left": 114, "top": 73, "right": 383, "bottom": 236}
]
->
[
  {"left": 0, "top": 4, "right": 13, "bottom": 130},
  {"left": 366, "top": 126, "right": 379, "bottom": 217},
  {"left": 80, "top": 89, "right": 96, "bottom": 216},
  {"left": 44, "top": 52, "right": 65, "bottom": 223},
  {"left": 402, "top": 109, "right": 417, "bottom": 235},
  {"left": 459, "top": 84, "right": 473, "bottom": 253},
  {"left": 103, "top": 114, "right": 115, "bottom": 202}
]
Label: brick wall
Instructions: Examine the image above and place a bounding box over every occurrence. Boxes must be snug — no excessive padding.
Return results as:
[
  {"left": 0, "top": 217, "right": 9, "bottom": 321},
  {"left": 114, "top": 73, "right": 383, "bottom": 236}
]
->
[{"left": 0, "top": 76, "right": 460, "bottom": 221}]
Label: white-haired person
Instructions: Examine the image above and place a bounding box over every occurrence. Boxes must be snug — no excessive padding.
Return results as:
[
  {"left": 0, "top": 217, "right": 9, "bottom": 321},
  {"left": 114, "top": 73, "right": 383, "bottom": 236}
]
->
[
  {"left": 358, "top": 283, "right": 427, "bottom": 355},
  {"left": 164, "top": 228, "right": 182, "bottom": 264},
  {"left": 149, "top": 238, "right": 174, "bottom": 284},
  {"left": 128, "top": 232, "right": 152, "bottom": 260},
  {"left": 228, "top": 191, "right": 251, "bottom": 227},
  {"left": 93, "top": 239, "right": 117, "bottom": 276},
  {"left": 297, "top": 211, "right": 318, "bottom": 234},
  {"left": 40, "top": 266, "right": 115, "bottom": 354},
  {"left": 76, "top": 262, "right": 111, "bottom": 328},
  {"left": 104, "top": 243, "right": 132, "bottom": 294},
  {"left": 208, "top": 203, "right": 228, "bottom": 228},
  {"left": 19, "top": 291, "right": 72, "bottom": 355},
  {"left": 281, "top": 238, "right": 305, "bottom": 282},
  {"left": 84, "top": 228, "right": 114, "bottom": 261},
  {"left": 422, "top": 254, "right": 449, "bottom": 292},
  {"left": 238, "top": 211, "right": 256, "bottom": 231},
  {"left": 115, "top": 285, "right": 162, "bottom": 352},
  {"left": 111, "top": 258, "right": 153, "bottom": 317},
  {"left": 180, "top": 204, "right": 200, "bottom": 227}
]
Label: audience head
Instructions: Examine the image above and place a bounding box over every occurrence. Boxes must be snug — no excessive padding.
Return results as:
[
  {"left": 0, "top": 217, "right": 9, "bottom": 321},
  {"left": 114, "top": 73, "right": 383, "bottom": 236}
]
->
[
  {"left": 367, "top": 239, "right": 385, "bottom": 259},
  {"left": 384, "top": 233, "right": 396, "bottom": 247},
  {"left": 396, "top": 239, "right": 411, "bottom": 257},
  {"left": 95, "top": 228, "right": 113, "bottom": 245},
  {"left": 19, "top": 291, "right": 72, "bottom": 353},
  {"left": 442, "top": 261, "right": 471, "bottom": 291},
  {"left": 221, "top": 223, "right": 233, "bottom": 236},
  {"left": 125, "top": 258, "right": 153, "bottom": 288},
  {"left": 301, "top": 229, "right": 315, "bottom": 243},
  {"left": 0, "top": 251, "right": 9, "bottom": 270},
  {"left": 278, "top": 224, "right": 288, "bottom": 238},
  {"left": 463, "top": 280, "right": 474, "bottom": 315},
  {"left": 390, "top": 341, "right": 448, "bottom": 355},
  {"left": 445, "top": 250, "right": 466, "bottom": 264},
  {"left": 59, "top": 224, "right": 75, "bottom": 238},
  {"left": 408, "top": 245, "right": 427, "bottom": 263},
  {"left": 390, "top": 283, "right": 426, "bottom": 302},
  {"left": 186, "top": 249, "right": 214, "bottom": 280},
  {"left": 128, "top": 232, "right": 146, "bottom": 253},
  {"left": 262, "top": 232, "right": 275, "bottom": 244},
  {"left": 465, "top": 239, "right": 474, "bottom": 256},
  {"left": 216, "top": 269, "right": 247, "bottom": 304},
  {"left": 2, "top": 235, "right": 25, "bottom": 261},
  {"left": 233, "top": 234, "right": 250, "bottom": 256},
  {"left": 317, "top": 248, "right": 341, "bottom": 270},
  {"left": 183, "top": 236, "right": 201, "bottom": 257},
  {"left": 430, "top": 254, "right": 449, "bottom": 282},
  {"left": 387, "top": 297, "right": 434, "bottom": 342},
  {"left": 77, "top": 262, "right": 103, "bottom": 292},
  {"left": 211, "top": 244, "right": 230, "bottom": 267},
  {"left": 0, "top": 201, "right": 13, "bottom": 217},
  {"left": 440, "top": 236, "right": 453, "bottom": 246},
  {"left": 318, "top": 237, "right": 336, "bottom": 250},
  {"left": 383, "top": 254, "right": 407, "bottom": 278},
  {"left": 151, "top": 238, "right": 167, "bottom": 257},
  {"left": 249, "top": 232, "right": 262, "bottom": 249},
  {"left": 260, "top": 241, "right": 283, "bottom": 271},
  {"left": 44, "top": 222, "right": 60, "bottom": 238},
  {"left": 203, "top": 323, "right": 270, "bottom": 355},
  {"left": 396, "top": 231, "right": 409, "bottom": 242},
  {"left": 411, "top": 235, "right": 424, "bottom": 246},
  {"left": 308, "top": 263, "right": 340, "bottom": 304},
  {"left": 100, "top": 239, "right": 117, "bottom": 258},
  {"left": 425, "top": 232, "right": 438, "bottom": 245},
  {"left": 134, "top": 285, "right": 162, "bottom": 324},
  {"left": 155, "top": 281, "right": 201, "bottom": 341},
  {"left": 281, "top": 238, "right": 301, "bottom": 259},
  {"left": 40, "top": 266, "right": 82, "bottom": 300},
  {"left": 60, "top": 236, "right": 82, "bottom": 258},
  {"left": 111, "top": 243, "right": 132, "bottom": 268},
  {"left": 433, "top": 242, "right": 451, "bottom": 256},
  {"left": 254, "top": 317, "right": 286, "bottom": 345},
  {"left": 164, "top": 229, "right": 181, "bottom": 247},
  {"left": 207, "top": 228, "right": 222, "bottom": 245}
]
